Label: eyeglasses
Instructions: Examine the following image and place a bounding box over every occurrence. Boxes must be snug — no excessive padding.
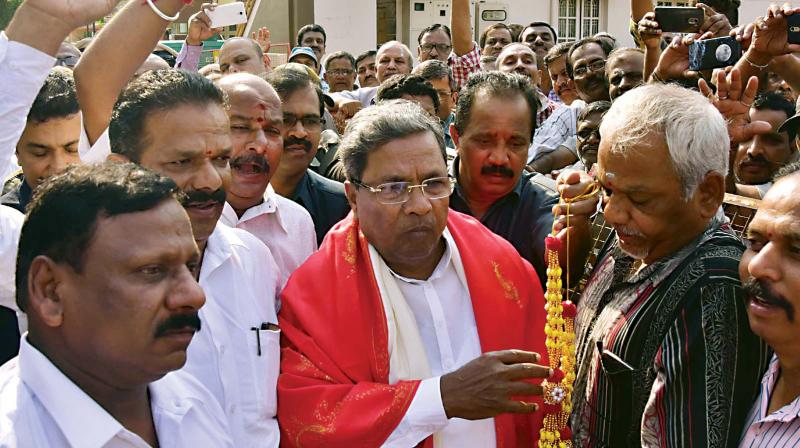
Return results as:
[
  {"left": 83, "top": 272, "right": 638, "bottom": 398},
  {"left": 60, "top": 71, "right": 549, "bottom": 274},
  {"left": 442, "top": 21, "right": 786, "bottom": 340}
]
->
[
  {"left": 573, "top": 60, "right": 606, "bottom": 76},
  {"left": 327, "top": 69, "right": 354, "bottom": 76},
  {"left": 354, "top": 176, "right": 455, "bottom": 204},
  {"left": 283, "top": 114, "right": 323, "bottom": 130},
  {"left": 55, "top": 55, "right": 80, "bottom": 68},
  {"left": 420, "top": 43, "right": 452, "bottom": 54}
]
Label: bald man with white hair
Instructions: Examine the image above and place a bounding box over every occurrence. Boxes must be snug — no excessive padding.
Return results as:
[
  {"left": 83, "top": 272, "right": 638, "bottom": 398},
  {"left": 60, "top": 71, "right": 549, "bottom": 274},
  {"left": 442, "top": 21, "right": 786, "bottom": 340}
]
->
[
  {"left": 570, "top": 83, "right": 770, "bottom": 447},
  {"left": 216, "top": 73, "right": 316, "bottom": 286},
  {"left": 331, "top": 40, "right": 415, "bottom": 112}
]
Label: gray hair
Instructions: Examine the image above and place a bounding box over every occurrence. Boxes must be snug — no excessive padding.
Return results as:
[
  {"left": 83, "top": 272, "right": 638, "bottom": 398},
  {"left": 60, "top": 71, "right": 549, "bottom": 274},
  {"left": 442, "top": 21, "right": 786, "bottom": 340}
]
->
[
  {"left": 599, "top": 83, "right": 729, "bottom": 198},
  {"left": 412, "top": 59, "right": 456, "bottom": 91},
  {"left": 340, "top": 100, "right": 446, "bottom": 182}
]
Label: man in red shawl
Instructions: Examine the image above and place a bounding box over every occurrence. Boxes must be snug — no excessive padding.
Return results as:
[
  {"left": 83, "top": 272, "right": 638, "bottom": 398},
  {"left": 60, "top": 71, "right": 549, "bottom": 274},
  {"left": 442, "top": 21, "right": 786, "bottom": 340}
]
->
[{"left": 277, "top": 85, "right": 593, "bottom": 446}]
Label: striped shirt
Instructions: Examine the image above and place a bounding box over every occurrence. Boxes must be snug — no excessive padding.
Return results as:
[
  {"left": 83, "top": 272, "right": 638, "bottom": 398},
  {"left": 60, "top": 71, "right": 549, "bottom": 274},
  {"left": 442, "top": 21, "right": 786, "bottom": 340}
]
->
[
  {"left": 448, "top": 42, "right": 481, "bottom": 90},
  {"left": 571, "top": 218, "right": 771, "bottom": 447},
  {"left": 739, "top": 355, "right": 800, "bottom": 447}
]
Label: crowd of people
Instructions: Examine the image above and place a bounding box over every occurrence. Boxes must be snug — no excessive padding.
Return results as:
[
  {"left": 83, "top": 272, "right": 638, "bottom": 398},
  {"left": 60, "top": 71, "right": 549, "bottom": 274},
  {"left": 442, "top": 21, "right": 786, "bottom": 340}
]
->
[{"left": 0, "top": 0, "right": 799, "bottom": 446}]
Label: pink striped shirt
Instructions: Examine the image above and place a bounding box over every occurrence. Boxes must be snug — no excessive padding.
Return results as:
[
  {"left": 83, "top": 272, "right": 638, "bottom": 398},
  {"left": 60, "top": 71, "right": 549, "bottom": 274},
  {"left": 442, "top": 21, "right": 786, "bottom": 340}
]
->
[{"left": 739, "top": 355, "right": 800, "bottom": 447}]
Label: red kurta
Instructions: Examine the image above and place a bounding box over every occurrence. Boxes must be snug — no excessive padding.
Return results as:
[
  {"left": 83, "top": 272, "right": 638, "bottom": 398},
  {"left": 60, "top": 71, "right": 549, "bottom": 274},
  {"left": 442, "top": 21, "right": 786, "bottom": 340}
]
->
[{"left": 277, "top": 211, "right": 548, "bottom": 447}]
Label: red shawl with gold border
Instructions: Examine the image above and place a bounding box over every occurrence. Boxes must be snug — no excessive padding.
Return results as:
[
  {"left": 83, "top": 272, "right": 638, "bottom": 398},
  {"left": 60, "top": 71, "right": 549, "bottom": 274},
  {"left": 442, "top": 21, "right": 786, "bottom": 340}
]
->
[{"left": 277, "top": 211, "right": 548, "bottom": 447}]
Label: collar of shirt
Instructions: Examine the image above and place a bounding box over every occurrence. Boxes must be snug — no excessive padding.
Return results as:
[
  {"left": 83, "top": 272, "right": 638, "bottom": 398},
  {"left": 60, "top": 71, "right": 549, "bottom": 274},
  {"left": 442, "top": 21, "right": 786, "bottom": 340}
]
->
[
  {"left": 17, "top": 336, "right": 196, "bottom": 447},
  {"left": 757, "top": 355, "right": 800, "bottom": 424},
  {"left": 199, "top": 223, "right": 243, "bottom": 280},
  {"left": 221, "top": 185, "right": 286, "bottom": 231},
  {"left": 389, "top": 229, "right": 455, "bottom": 285}
]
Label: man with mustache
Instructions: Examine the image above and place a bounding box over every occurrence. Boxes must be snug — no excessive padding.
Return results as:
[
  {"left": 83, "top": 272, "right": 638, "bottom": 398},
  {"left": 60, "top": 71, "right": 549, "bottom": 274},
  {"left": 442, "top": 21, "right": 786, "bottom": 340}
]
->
[
  {"left": 520, "top": 22, "right": 558, "bottom": 100},
  {"left": 605, "top": 48, "right": 645, "bottom": 101},
  {"left": 266, "top": 67, "right": 350, "bottom": 245},
  {"left": 738, "top": 162, "right": 800, "bottom": 446},
  {"left": 0, "top": 162, "right": 232, "bottom": 447},
  {"left": 730, "top": 92, "right": 798, "bottom": 199},
  {"left": 448, "top": 72, "right": 597, "bottom": 286},
  {"left": 571, "top": 83, "right": 769, "bottom": 447},
  {"left": 73, "top": 1, "right": 284, "bottom": 445},
  {"left": 496, "top": 43, "right": 558, "bottom": 127},
  {"left": 277, "top": 99, "right": 553, "bottom": 447},
  {"left": 479, "top": 23, "right": 513, "bottom": 57},
  {"left": 574, "top": 100, "right": 611, "bottom": 172},
  {"left": 416, "top": 0, "right": 481, "bottom": 90},
  {"left": 355, "top": 50, "right": 378, "bottom": 88},
  {"left": 323, "top": 51, "right": 357, "bottom": 93},
  {"left": 567, "top": 37, "right": 613, "bottom": 104},
  {"left": 217, "top": 73, "right": 317, "bottom": 286}
]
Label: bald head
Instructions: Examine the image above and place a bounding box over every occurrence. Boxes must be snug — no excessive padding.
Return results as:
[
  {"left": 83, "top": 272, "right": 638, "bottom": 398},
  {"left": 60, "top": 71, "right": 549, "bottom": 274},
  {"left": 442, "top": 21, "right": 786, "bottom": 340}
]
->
[
  {"left": 134, "top": 54, "right": 170, "bottom": 77},
  {"left": 219, "top": 38, "right": 268, "bottom": 76},
  {"left": 217, "top": 72, "right": 281, "bottom": 108},
  {"left": 376, "top": 41, "right": 413, "bottom": 83}
]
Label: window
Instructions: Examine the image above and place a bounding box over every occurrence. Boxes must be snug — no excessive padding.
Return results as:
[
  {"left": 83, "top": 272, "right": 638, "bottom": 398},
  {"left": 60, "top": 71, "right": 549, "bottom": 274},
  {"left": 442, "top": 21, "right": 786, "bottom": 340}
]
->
[
  {"left": 558, "top": 0, "right": 602, "bottom": 43},
  {"left": 656, "top": 1, "right": 691, "bottom": 5}
]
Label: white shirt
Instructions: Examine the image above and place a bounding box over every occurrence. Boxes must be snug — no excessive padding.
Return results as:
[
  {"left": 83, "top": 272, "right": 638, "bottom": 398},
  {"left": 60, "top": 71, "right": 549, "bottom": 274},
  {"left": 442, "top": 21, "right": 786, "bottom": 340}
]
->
[
  {"left": 382, "top": 231, "right": 496, "bottom": 447},
  {"left": 0, "top": 207, "right": 24, "bottom": 334},
  {"left": 0, "top": 32, "right": 55, "bottom": 188},
  {"left": 220, "top": 186, "right": 317, "bottom": 287},
  {"left": 182, "top": 224, "right": 281, "bottom": 448},
  {"left": 331, "top": 86, "right": 378, "bottom": 108},
  {"left": 528, "top": 99, "right": 586, "bottom": 164},
  {"left": 0, "top": 337, "right": 234, "bottom": 448}
]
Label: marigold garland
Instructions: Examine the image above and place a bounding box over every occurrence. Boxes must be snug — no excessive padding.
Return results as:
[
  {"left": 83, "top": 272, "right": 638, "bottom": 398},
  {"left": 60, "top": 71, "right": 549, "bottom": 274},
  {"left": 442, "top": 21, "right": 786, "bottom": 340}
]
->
[{"left": 539, "top": 182, "right": 598, "bottom": 448}]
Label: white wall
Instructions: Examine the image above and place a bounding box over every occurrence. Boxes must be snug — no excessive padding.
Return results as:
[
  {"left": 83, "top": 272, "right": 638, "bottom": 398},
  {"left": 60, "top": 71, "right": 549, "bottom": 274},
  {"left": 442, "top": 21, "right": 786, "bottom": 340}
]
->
[
  {"left": 314, "top": 0, "right": 378, "bottom": 56},
  {"left": 739, "top": 0, "right": 773, "bottom": 25}
]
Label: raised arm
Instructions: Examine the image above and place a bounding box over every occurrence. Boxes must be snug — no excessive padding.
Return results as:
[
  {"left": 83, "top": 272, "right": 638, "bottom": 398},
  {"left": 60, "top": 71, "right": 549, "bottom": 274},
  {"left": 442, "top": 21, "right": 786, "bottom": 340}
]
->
[
  {"left": 74, "top": 0, "right": 189, "bottom": 145},
  {"left": 631, "top": 0, "right": 653, "bottom": 25},
  {"left": 1, "top": 0, "right": 123, "bottom": 180},
  {"left": 731, "top": 5, "right": 800, "bottom": 90},
  {"left": 451, "top": 0, "right": 473, "bottom": 56}
]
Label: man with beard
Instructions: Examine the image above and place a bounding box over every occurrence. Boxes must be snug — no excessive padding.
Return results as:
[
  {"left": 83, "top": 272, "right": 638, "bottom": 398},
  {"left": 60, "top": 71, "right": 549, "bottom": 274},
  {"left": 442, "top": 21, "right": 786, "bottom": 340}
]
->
[
  {"left": 217, "top": 73, "right": 317, "bottom": 286},
  {"left": 479, "top": 23, "right": 513, "bottom": 57},
  {"left": 574, "top": 100, "right": 611, "bottom": 172},
  {"left": 331, "top": 41, "right": 414, "bottom": 113},
  {"left": 730, "top": 92, "right": 798, "bottom": 199},
  {"left": 355, "top": 50, "right": 378, "bottom": 88},
  {"left": 266, "top": 68, "right": 350, "bottom": 244},
  {"left": 520, "top": 22, "right": 558, "bottom": 100},
  {"left": 605, "top": 48, "right": 645, "bottom": 101},
  {"left": 496, "top": 43, "right": 558, "bottom": 127},
  {"left": 571, "top": 83, "right": 769, "bottom": 447},
  {"left": 738, "top": 162, "right": 800, "bottom": 446},
  {"left": 567, "top": 37, "right": 613, "bottom": 104},
  {"left": 74, "top": 1, "right": 283, "bottom": 445},
  {"left": 448, "top": 71, "right": 597, "bottom": 286},
  {"left": 0, "top": 162, "right": 233, "bottom": 447}
]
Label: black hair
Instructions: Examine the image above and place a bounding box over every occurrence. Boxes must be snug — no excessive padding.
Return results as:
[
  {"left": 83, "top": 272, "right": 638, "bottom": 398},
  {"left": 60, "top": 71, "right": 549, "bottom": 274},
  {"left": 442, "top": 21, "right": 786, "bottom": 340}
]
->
[
  {"left": 412, "top": 59, "right": 456, "bottom": 91},
  {"left": 355, "top": 49, "right": 377, "bottom": 69},
  {"left": 543, "top": 41, "right": 574, "bottom": 68},
  {"left": 376, "top": 74, "right": 441, "bottom": 115},
  {"left": 109, "top": 70, "right": 227, "bottom": 163},
  {"left": 264, "top": 68, "right": 325, "bottom": 118},
  {"left": 16, "top": 162, "right": 183, "bottom": 312},
  {"left": 297, "top": 24, "right": 327, "bottom": 47},
  {"left": 417, "top": 24, "right": 452, "bottom": 46},
  {"left": 454, "top": 71, "right": 538, "bottom": 141},
  {"left": 754, "top": 91, "right": 797, "bottom": 140},
  {"left": 566, "top": 36, "right": 614, "bottom": 79},
  {"left": 479, "top": 23, "right": 513, "bottom": 48},
  {"left": 325, "top": 50, "right": 356, "bottom": 72},
  {"left": 577, "top": 100, "right": 611, "bottom": 122},
  {"left": 28, "top": 67, "right": 79, "bottom": 123},
  {"left": 522, "top": 21, "right": 558, "bottom": 44}
]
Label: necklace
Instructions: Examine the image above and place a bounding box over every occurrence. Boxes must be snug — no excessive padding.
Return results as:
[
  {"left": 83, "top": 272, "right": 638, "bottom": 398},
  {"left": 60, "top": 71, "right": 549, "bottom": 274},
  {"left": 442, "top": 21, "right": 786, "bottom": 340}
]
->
[{"left": 539, "top": 181, "right": 599, "bottom": 448}]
